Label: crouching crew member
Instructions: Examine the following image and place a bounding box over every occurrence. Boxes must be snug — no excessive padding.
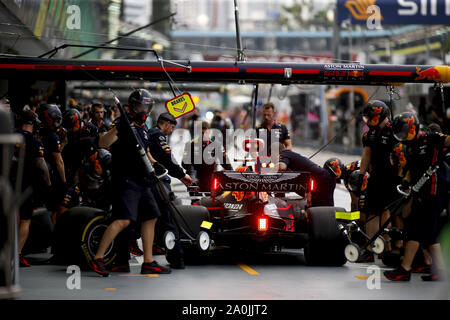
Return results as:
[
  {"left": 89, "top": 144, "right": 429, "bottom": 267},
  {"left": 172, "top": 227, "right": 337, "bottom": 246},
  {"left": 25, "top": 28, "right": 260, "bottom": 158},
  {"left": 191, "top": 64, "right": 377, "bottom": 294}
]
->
[
  {"left": 61, "top": 108, "right": 99, "bottom": 194},
  {"left": 323, "top": 157, "right": 370, "bottom": 215}
]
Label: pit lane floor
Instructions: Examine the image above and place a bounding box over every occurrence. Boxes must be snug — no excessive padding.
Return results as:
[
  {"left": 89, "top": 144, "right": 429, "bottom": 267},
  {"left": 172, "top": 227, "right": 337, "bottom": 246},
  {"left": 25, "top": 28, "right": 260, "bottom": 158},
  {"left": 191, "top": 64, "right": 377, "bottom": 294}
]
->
[
  {"left": 15, "top": 146, "right": 450, "bottom": 300},
  {"left": 19, "top": 250, "right": 449, "bottom": 300},
  {"left": 17, "top": 251, "right": 449, "bottom": 300}
]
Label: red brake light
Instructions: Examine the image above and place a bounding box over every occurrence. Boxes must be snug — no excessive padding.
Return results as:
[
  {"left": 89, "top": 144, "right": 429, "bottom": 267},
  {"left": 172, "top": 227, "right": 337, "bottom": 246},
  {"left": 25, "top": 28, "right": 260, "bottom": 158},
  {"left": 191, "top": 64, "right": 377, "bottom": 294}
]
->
[
  {"left": 213, "top": 178, "right": 219, "bottom": 191},
  {"left": 258, "top": 217, "right": 268, "bottom": 232},
  {"left": 243, "top": 139, "right": 265, "bottom": 153},
  {"left": 310, "top": 179, "right": 315, "bottom": 192}
]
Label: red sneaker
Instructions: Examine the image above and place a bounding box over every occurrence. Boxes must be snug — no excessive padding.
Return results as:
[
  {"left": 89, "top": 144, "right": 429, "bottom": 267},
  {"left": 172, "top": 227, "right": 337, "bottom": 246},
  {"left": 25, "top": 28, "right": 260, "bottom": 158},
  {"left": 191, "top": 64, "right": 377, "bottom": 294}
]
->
[
  {"left": 152, "top": 245, "right": 165, "bottom": 256},
  {"left": 130, "top": 242, "right": 143, "bottom": 256},
  {"left": 107, "top": 262, "right": 130, "bottom": 273},
  {"left": 411, "top": 264, "right": 431, "bottom": 274},
  {"left": 91, "top": 258, "right": 110, "bottom": 277},
  {"left": 421, "top": 272, "right": 443, "bottom": 281},
  {"left": 19, "top": 254, "right": 31, "bottom": 268},
  {"left": 384, "top": 266, "right": 411, "bottom": 281},
  {"left": 141, "top": 261, "right": 171, "bottom": 274}
]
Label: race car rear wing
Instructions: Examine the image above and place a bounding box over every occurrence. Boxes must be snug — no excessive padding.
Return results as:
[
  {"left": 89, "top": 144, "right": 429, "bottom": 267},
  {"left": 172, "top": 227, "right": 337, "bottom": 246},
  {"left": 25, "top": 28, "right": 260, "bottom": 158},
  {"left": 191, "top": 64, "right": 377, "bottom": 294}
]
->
[{"left": 211, "top": 171, "right": 311, "bottom": 197}]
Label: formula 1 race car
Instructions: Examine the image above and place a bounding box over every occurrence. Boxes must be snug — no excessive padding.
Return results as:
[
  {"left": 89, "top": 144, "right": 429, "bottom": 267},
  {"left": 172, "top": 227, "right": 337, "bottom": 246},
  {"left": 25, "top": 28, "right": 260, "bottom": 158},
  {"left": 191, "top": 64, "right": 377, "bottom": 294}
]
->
[
  {"left": 163, "top": 164, "right": 348, "bottom": 266},
  {"left": 22, "top": 170, "right": 346, "bottom": 268}
]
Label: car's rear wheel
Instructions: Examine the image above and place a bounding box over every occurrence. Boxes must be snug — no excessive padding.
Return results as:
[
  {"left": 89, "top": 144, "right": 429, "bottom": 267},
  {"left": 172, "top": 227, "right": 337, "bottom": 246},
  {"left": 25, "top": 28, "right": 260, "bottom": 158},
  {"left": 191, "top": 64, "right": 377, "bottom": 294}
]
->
[{"left": 304, "top": 206, "right": 347, "bottom": 266}]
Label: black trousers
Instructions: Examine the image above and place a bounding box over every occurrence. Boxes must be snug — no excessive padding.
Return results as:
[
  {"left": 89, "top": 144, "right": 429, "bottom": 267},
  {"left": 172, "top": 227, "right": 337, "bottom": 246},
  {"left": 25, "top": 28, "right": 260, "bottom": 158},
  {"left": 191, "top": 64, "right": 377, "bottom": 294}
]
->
[{"left": 405, "top": 194, "right": 442, "bottom": 247}]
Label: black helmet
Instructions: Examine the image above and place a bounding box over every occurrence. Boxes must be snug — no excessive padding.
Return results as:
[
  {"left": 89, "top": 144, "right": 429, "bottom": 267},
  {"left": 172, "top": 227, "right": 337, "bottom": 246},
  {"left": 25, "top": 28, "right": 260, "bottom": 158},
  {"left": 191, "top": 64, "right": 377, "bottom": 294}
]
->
[
  {"left": 128, "top": 88, "right": 153, "bottom": 107},
  {"left": 392, "top": 112, "right": 420, "bottom": 142},
  {"left": 348, "top": 170, "right": 370, "bottom": 193},
  {"left": 38, "top": 103, "right": 62, "bottom": 130},
  {"left": 323, "top": 157, "right": 345, "bottom": 180},
  {"left": 362, "top": 100, "right": 390, "bottom": 129},
  {"left": 127, "top": 89, "right": 154, "bottom": 125},
  {"left": 62, "top": 108, "right": 83, "bottom": 133}
]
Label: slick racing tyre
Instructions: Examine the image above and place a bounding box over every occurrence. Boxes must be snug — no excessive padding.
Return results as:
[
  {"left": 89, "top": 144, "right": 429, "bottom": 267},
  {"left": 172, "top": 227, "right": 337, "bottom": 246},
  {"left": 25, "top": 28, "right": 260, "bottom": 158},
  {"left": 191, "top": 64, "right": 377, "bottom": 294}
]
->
[
  {"left": 52, "top": 206, "right": 117, "bottom": 269},
  {"left": 171, "top": 205, "right": 211, "bottom": 264},
  {"left": 304, "top": 207, "right": 347, "bottom": 266}
]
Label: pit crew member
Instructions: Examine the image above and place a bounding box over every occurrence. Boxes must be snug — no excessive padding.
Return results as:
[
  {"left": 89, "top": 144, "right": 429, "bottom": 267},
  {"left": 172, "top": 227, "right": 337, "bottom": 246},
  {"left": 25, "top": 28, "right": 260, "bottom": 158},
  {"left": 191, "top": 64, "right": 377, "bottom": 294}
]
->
[
  {"left": 256, "top": 102, "right": 292, "bottom": 156},
  {"left": 91, "top": 89, "right": 170, "bottom": 276},
  {"left": 384, "top": 112, "right": 450, "bottom": 281},
  {"left": 358, "top": 100, "right": 399, "bottom": 261},
  {"left": 276, "top": 145, "right": 336, "bottom": 207}
]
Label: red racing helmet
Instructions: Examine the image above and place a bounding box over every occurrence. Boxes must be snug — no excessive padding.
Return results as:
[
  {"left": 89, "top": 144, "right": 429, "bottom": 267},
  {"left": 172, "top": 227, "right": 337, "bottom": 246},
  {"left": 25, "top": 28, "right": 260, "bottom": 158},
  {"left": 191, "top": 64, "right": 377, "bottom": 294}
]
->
[
  {"left": 323, "top": 157, "right": 345, "bottom": 180},
  {"left": 362, "top": 100, "right": 390, "bottom": 128},
  {"left": 38, "top": 103, "right": 62, "bottom": 131},
  {"left": 62, "top": 108, "right": 83, "bottom": 133},
  {"left": 392, "top": 112, "right": 420, "bottom": 142}
]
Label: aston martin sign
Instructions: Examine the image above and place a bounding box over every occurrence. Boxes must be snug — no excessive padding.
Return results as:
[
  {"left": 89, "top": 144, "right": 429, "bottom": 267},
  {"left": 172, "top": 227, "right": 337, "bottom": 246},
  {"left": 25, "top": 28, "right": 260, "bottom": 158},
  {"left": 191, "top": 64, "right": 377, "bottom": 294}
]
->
[{"left": 212, "top": 171, "right": 311, "bottom": 195}]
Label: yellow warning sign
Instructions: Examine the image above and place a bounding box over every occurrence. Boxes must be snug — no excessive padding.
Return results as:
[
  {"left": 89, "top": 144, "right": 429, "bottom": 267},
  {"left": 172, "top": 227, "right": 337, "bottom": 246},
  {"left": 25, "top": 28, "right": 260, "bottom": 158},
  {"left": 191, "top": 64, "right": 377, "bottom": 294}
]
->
[
  {"left": 200, "top": 221, "right": 213, "bottom": 230},
  {"left": 165, "top": 93, "right": 196, "bottom": 119}
]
